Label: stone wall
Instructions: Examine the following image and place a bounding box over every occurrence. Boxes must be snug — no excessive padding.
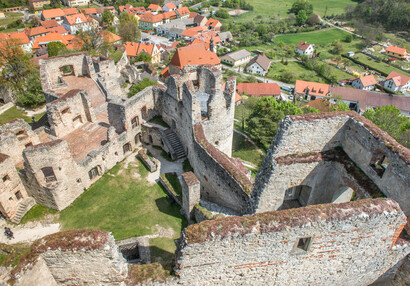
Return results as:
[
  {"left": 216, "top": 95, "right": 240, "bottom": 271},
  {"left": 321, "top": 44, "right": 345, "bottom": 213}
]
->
[
  {"left": 14, "top": 230, "right": 128, "bottom": 286},
  {"left": 181, "top": 172, "right": 200, "bottom": 223},
  {"left": 0, "top": 153, "right": 30, "bottom": 221},
  {"left": 175, "top": 198, "right": 410, "bottom": 286},
  {"left": 0, "top": 119, "right": 40, "bottom": 166},
  {"left": 46, "top": 90, "right": 96, "bottom": 137},
  {"left": 252, "top": 112, "right": 410, "bottom": 215}
]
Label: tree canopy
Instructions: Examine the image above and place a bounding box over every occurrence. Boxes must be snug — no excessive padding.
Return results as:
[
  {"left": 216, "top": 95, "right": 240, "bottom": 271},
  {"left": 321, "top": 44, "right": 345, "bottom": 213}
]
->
[
  {"left": 47, "top": 41, "right": 67, "bottom": 57},
  {"left": 119, "top": 12, "right": 141, "bottom": 42}
]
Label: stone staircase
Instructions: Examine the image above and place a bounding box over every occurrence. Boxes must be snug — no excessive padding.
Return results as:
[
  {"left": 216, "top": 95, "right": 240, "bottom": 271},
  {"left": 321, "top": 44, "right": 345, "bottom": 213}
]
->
[
  {"left": 165, "top": 129, "right": 186, "bottom": 159},
  {"left": 11, "top": 197, "right": 36, "bottom": 224}
]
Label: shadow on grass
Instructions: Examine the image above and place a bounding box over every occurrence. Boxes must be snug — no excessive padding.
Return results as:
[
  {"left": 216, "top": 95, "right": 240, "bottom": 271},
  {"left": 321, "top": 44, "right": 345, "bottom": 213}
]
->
[{"left": 155, "top": 197, "right": 181, "bottom": 219}]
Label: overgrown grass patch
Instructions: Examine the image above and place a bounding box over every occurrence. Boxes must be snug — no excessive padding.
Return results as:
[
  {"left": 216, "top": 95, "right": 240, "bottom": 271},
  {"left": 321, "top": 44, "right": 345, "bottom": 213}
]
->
[
  {"left": 275, "top": 28, "right": 350, "bottom": 46},
  {"left": 149, "top": 116, "right": 170, "bottom": 128},
  {"left": 58, "top": 158, "right": 187, "bottom": 242},
  {"left": 19, "top": 204, "right": 57, "bottom": 225},
  {"left": 232, "top": 132, "right": 265, "bottom": 168},
  {"left": 0, "top": 106, "right": 45, "bottom": 126}
]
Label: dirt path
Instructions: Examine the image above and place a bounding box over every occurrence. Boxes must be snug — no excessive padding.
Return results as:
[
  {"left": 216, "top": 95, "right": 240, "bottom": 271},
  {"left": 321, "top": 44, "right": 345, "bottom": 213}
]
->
[{"left": 0, "top": 220, "right": 60, "bottom": 244}]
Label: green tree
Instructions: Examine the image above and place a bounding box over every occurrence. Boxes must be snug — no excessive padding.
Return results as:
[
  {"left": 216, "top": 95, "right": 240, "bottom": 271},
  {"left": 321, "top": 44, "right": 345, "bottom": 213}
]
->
[
  {"left": 332, "top": 41, "right": 344, "bottom": 54},
  {"left": 47, "top": 41, "right": 67, "bottom": 57},
  {"left": 344, "top": 34, "right": 353, "bottom": 43},
  {"left": 17, "top": 70, "right": 45, "bottom": 108},
  {"left": 214, "top": 8, "right": 230, "bottom": 19},
  {"left": 102, "top": 10, "right": 114, "bottom": 26},
  {"left": 0, "top": 39, "right": 33, "bottom": 96},
  {"left": 301, "top": 106, "right": 320, "bottom": 113},
  {"left": 296, "top": 10, "right": 308, "bottom": 25},
  {"left": 128, "top": 78, "right": 158, "bottom": 98},
  {"left": 281, "top": 70, "right": 296, "bottom": 83},
  {"left": 255, "top": 24, "right": 267, "bottom": 37},
  {"left": 290, "top": 0, "right": 313, "bottom": 16},
  {"left": 363, "top": 105, "right": 410, "bottom": 147},
  {"left": 77, "top": 28, "right": 113, "bottom": 56},
  {"left": 135, "top": 51, "right": 151, "bottom": 63},
  {"left": 119, "top": 12, "right": 141, "bottom": 42},
  {"left": 336, "top": 101, "right": 350, "bottom": 111}
]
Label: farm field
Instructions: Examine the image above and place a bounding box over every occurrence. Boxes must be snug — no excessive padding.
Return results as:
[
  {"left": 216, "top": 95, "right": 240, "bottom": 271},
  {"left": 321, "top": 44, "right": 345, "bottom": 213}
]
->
[
  {"left": 234, "top": 0, "right": 357, "bottom": 22},
  {"left": 354, "top": 53, "right": 410, "bottom": 77},
  {"left": 274, "top": 28, "right": 351, "bottom": 46},
  {"left": 266, "top": 61, "right": 326, "bottom": 83}
]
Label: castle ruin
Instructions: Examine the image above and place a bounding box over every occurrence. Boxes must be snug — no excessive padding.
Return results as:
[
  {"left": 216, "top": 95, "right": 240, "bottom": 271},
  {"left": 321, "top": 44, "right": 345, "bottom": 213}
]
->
[{"left": 0, "top": 52, "right": 409, "bottom": 285}]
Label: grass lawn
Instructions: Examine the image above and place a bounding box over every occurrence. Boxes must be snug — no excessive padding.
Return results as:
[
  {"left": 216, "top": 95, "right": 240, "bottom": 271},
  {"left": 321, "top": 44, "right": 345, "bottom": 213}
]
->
[
  {"left": 19, "top": 204, "right": 57, "bottom": 225},
  {"left": 354, "top": 53, "right": 410, "bottom": 77},
  {"left": 275, "top": 28, "right": 351, "bottom": 46},
  {"left": 0, "top": 106, "right": 46, "bottom": 126},
  {"left": 58, "top": 156, "right": 187, "bottom": 263},
  {"left": 232, "top": 132, "right": 265, "bottom": 168},
  {"left": 0, "top": 12, "right": 23, "bottom": 26},
  {"left": 233, "top": 0, "right": 356, "bottom": 23},
  {"left": 267, "top": 61, "right": 326, "bottom": 83}
]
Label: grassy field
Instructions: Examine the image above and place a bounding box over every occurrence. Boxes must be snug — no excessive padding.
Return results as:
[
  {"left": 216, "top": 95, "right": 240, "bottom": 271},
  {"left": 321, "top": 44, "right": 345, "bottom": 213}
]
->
[
  {"left": 0, "top": 12, "right": 23, "bottom": 26},
  {"left": 232, "top": 132, "right": 265, "bottom": 168},
  {"left": 234, "top": 0, "right": 356, "bottom": 22},
  {"left": 58, "top": 156, "right": 187, "bottom": 263},
  {"left": 267, "top": 61, "right": 326, "bottom": 83},
  {"left": 354, "top": 53, "right": 410, "bottom": 77},
  {"left": 275, "top": 28, "right": 351, "bottom": 46},
  {"left": 19, "top": 204, "right": 57, "bottom": 225},
  {"left": 0, "top": 106, "right": 45, "bottom": 126}
]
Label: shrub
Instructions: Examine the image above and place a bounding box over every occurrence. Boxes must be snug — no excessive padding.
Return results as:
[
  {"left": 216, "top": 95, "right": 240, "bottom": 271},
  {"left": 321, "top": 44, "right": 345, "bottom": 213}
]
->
[{"left": 127, "top": 78, "right": 157, "bottom": 98}]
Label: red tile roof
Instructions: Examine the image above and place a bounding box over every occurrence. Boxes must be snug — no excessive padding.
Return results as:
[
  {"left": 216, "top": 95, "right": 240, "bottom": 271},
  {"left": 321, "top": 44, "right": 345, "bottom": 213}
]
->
[
  {"left": 236, "top": 83, "right": 281, "bottom": 97},
  {"left": 176, "top": 7, "right": 189, "bottom": 17},
  {"left": 182, "top": 26, "right": 207, "bottom": 38},
  {"left": 26, "top": 26, "right": 48, "bottom": 37},
  {"left": 100, "top": 30, "right": 121, "bottom": 43},
  {"left": 386, "top": 45, "right": 407, "bottom": 56},
  {"left": 296, "top": 41, "right": 312, "bottom": 51},
  {"left": 162, "top": 10, "right": 176, "bottom": 19},
  {"left": 206, "top": 18, "right": 221, "bottom": 28},
  {"left": 304, "top": 98, "right": 334, "bottom": 112},
  {"left": 164, "top": 2, "right": 176, "bottom": 10},
  {"left": 189, "top": 11, "right": 199, "bottom": 18},
  {"left": 65, "top": 13, "right": 87, "bottom": 25},
  {"left": 170, "top": 43, "right": 220, "bottom": 69},
  {"left": 0, "top": 31, "right": 30, "bottom": 44},
  {"left": 161, "top": 66, "right": 170, "bottom": 78},
  {"left": 40, "top": 19, "right": 59, "bottom": 28},
  {"left": 32, "top": 33, "right": 68, "bottom": 50},
  {"left": 42, "top": 8, "right": 65, "bottom": 19},
  {"left": 357, "top": 74, "right": 377, "bottom": 87},
  {"left": 295, "top": 80, "right": 330, "bottom": 97},
  {"left": 386, "top": 71, "right": 410, "bottom": 87},
  {"left": 139, "top": 11, "right": 164, "bottom": 23},
  {"left": 235, "top": 91, "right": 241, "bottom": 103},
  {"left": 123, "top": 41, "right": 158, "bottom": 57},
  {"left": 147, "top": 4, "right": 161, "bottom": 10},
  {"left": 62, "top": 8, "right": 78, "bottom": 15}
]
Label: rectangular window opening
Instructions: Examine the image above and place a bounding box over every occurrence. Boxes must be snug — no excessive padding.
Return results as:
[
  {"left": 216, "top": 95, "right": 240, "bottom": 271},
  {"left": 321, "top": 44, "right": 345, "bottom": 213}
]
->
[{"left": 296, "top": 237, "right": 312, "bottom": 252}]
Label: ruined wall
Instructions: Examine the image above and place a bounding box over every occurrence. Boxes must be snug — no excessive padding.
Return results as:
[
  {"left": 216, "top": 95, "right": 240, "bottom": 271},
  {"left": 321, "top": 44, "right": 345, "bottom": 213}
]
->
[
  {"left": 14, "top": 230, "right": 127, "bottom": 286},
  {"left": 22, "top": 140, "right": 83, "bottom": 210},
  {"left": 0, "top": 119, "right": 40, "bottom": 166},
  {"left": 46, "top": 90, "right": 96, "bottom": 137},
  {"left": 252, "top": 112, "right": 410, "bottom": 215},
  {"left": 175, "top": 199, "right": 410, "bottom": 286},
  {"left": 92, "top": 56, "right": 125, "bottom": 98},
  {"left": 0, "top": 154, "right": 29, "bottom": 220}
]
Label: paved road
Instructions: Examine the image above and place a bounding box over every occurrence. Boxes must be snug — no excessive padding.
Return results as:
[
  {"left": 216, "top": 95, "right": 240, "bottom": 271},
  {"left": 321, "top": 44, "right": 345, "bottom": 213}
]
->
[{"left": 222, "top": 65, "right": 295, "bottom": 89}]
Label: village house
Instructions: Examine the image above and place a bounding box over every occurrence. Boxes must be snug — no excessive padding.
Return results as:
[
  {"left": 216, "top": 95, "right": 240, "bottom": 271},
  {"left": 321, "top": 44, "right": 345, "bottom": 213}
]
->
[
  {"left": 164, "top": 0, "right": 182, "bottom": 8},
  {"left": 383, "top": 71, "right": 410, "bottom": 93},
  {"left": 157, "top": 20, "right": 185, "bottom": 37},
  {"left": 41, "top": 8, "right": 66, "bottom": 22},
  {"left": 123, "top": 41, "right": 161, "bottom": 64},
  {"left": 139, "top": 12, "right": 164, "bottom": 31},
  {"left": 163, "top": 2, "right": 177, "bottom": 12},
  {"left": 25, "top": 26, "right": 49, "bottom": 41},
  {"left": 62, "top": 0, "right": 90, "bottom": 7},
  {"left": 40, "top": 19, "right": 59, "bottom": 28},
  {"left": 193, "top": 14, "right": 207, "bottom": 26},
  {"left": 205, "top": 18, "right": 222, "bottom": 31},
  {"left": 245, "top": 54, "right": 271, "bottom": 76},
  {"left": 100, "top": 30, "right": 121, "bottom": 44},
  {"left": 62, "top": 13, "right": 91, "bottom": 34},
  {"left": 192, "top": 31, "right": 220, "bottom": 52},
  {"left": 29, "top": 0, "right": 50, "bottom": 10},
  {"left": 147, "top": 4, "right": 162, "bottom": 14},
  {"left": 181, "top": 26, "right": 207, "bottom": 41},
  {"left": 82, "top": 7, "right": 105, "bottom": 18},
  {"left": 176, "top": 7, "right": 190, "bottom": 19},
  {"left": 303, "top": 98, "right": 335, "bottom": 112},
  {"left": 385, "top": 45, "right": 408, "bottom": 59},
  {"left": 220, "top": 49, "right": 251, "bottom": 67},
  {"left": 351, "top": 74, "right": 377, "bottom": 91},
  {"left": 31, "top": 33, "right": 68, "bottom": 52},
  {"left": 0, "top": 31, "right": 32, "bottom": 52},
  {"left": 236, "top": 83, "right": 281, "bottom": 99},
  {"left": 295, "top": 41, "right": 315, "bottom": 56},
  {"left": 294, "top": 80, "right": 330, "bottom": 100},
  {"left": 218, "top": 31, "right": 233, "bottom": 44},
  {"left": 329, "top": 86, "right": 410, "bottom": 117}
]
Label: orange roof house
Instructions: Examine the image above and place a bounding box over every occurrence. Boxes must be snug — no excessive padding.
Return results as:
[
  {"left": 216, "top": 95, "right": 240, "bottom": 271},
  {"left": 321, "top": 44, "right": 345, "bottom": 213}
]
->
[
  {"left": 304, "top": 98, "right": 335, "bottom": 112},
  {"left": 100, "top": 30, "right": 121, "bottom": 43},
  {"left": 0, "top": 31, "right": 30, "bottom": 46},
  {"left": 169, "top": 43, "right": 220, "bottom": 71},
  {"left": 295, "top": 80, "right": 330, "bottom": 99},
  {"left": 25, "top": 26, "right": 48, "bottom": 39},
  {"left": 147, "top": 4, "right": 161, "bottom": 12},
  {"left": 32, "top": 33, "right": 68, "bottom": 51},
  {"left": 205, "top": 18, "right": 222, "bottom": 30},
  {"left": 176, "top": 7, "right": 190, "bottom": 18},
  {"left": 386, "top": 45, "right": 408, "bottom": 59},
  {"left": 384, "top": 71, "right": 410, "bottom": 92},
  {"left": 64, "top": 13, "right": 88, "bottom": 25},
  {"left": 123, "top": 41, "right": 161, "bottom": 64},
  {"left": 40, "top": 19, "right": 59, "bottom": 28},
  {"left": 236, "top": 83, "right": 281, "bottom": 98},
  {"left": 352, "top": 74, "right": 377, "bottom": 90},
  {"left": 42, "top": 8, "right": 65, "bottom": 20},
  {"left": 62, "top": 8, "right": 78, "bottom": 16},
  {"left": 181, "top": 26, "right": 207, "bottom": 39}
]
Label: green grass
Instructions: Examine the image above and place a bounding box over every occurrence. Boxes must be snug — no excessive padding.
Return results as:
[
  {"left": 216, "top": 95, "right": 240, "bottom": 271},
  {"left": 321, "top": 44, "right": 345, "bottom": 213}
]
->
[
  {"left": 0, "top": 12, "right": 23, "bottom": 26},
  {"left": 354, "top": 53, "right": 410, "bottom": 77},
  {"left": 232, "top": 0, "right": 356, "bottom": 23},
  {"left": 0, "top": 244, "right": 30, "bottom": 268},
  {"left": 275, "top": 28, "right": 351, "bottom": 46},
  {"left": 232, "top": 132, "right": 265, "bottom": 168},
  {"left": 58, "top": 158, "right": 187, "bottom": 244},
  {"left": 182, "top": 159, "right": 194, "bottom": 173},
  {"left": 163, "top": 173, "right": 182, "bottom": 197},
  {"left": 19, "top": 204, "right": 57, "bottom": 225},
  {"left": 149, "top": 116, "right": 170, "bottom": 128},
  {"left": 267, "top": 61, "right": 325, "bottom": 83},
  {"left": 0, "top": 106, "right": 45, "bottom": 126}
]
